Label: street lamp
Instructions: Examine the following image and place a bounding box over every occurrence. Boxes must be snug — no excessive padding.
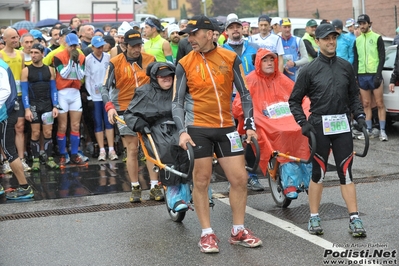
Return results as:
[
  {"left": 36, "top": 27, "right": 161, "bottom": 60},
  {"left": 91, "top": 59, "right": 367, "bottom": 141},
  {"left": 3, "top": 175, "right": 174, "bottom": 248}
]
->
[{"left": 202, "top": 0, "right": 206, "bottom": 16}]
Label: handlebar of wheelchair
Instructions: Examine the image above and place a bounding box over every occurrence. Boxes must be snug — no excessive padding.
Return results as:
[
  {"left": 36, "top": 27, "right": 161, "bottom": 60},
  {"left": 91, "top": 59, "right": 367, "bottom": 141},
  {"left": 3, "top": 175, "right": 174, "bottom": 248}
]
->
[
  {"left": 245, "top": 136, "right": 260, "bottom": 173},
  {"left": 354, "top": 127, "right": 369, "bottom": 157},
  {"left": 273, "top": 131, "right": 316, "bottom": 164}
]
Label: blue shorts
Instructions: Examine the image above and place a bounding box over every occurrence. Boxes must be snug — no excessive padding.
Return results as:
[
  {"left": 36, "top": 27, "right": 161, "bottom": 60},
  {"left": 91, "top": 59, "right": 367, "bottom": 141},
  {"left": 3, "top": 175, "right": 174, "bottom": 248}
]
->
[
  {"left": 358, "top": 74, "right": 376, "bottom": 90},
  {"left": 93, "top": 101, "right": 113, "bottom": 133}
]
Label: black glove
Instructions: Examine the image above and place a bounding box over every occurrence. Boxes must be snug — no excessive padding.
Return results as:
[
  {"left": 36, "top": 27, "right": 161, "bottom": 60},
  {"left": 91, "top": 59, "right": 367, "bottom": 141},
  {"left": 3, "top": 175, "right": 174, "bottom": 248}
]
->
[
  {"left": 300, "top": 121, "right": 316, "bottom": 138},
  {"left": 133, "top": 117, "right": 149, "bottom": 134},
  {"left": 70, "top": 49, "right": 79, "bottom": 64},
  {"left": 373, "top": 74, "right": 382, "bottom": 88},
  {"left": 355, "top": 117, "right": 367, "bottom": 131}
]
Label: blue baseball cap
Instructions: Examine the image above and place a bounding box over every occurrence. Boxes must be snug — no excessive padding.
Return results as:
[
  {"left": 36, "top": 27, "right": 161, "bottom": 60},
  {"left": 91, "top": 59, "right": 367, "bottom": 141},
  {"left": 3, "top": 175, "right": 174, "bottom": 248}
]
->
[
  {"left": 65, "top": 33, "right": 79, "bottom": 46},
  {"left": 91, "top": 36, "right": 106, "bottom": 48},
  {"left": 29, "top": 29, "right": 43, "bottom": 40}
]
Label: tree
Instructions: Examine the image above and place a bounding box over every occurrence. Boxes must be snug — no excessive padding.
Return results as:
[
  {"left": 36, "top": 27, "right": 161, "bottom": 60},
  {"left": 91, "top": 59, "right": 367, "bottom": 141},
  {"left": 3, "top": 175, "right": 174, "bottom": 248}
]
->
[
  {"left": 180, "top": 4, "right": 188, "bottom": 19},
  {"left": 186, "top": 0, "right": 201, "bottom": 16},
  {"left": 235, "top": 0, "right": 277, "bottom": 18},
  {"left": 146, "top": 0, "right": 167, "bottom": 18},
  {"left": 211, "top": 0, "right": 238, "bottom": 16}
]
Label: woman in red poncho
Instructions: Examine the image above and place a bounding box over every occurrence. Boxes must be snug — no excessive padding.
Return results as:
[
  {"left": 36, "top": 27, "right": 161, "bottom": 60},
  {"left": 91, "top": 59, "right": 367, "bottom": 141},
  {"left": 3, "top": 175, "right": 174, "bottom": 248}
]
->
[{"left": 233, "top": 48, "right": 311, "bottom": 197}]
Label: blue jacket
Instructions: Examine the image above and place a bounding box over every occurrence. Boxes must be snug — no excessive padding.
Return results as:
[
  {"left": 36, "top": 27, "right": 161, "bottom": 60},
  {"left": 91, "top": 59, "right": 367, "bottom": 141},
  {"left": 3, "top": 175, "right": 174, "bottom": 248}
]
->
[
  {"left": 223, "top": 40, "right": 258, "bottom": 75},
  {"left": 336, "top": 33, "right": 354, "bottom": 64}
]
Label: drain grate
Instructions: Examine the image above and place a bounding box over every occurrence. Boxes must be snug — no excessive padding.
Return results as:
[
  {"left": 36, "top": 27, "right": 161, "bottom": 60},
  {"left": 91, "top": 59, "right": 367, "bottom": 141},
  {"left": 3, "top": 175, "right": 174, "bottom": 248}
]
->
[
  {"left": 0, "top": 201, "right": 165, "bottom": 222},
  {"left": 267, "top": 203, "right": 364, "bottom": 224}
]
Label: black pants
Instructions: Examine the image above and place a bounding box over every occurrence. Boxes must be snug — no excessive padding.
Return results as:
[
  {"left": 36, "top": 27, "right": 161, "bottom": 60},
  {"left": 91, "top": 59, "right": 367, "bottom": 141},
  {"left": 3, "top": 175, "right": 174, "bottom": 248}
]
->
[{"left": 0, "top": 110, "right": 19, "bottom": 163}]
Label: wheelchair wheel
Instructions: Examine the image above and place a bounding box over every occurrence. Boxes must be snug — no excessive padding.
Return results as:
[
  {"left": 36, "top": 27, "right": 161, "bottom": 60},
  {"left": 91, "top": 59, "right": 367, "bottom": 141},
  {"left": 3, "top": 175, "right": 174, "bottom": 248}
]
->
[
  {"left": 163, "top": 187, "right": 186, "bottom": 223},
  {"left": 267, "top": 158, "right": 292, "bottom": 208}
]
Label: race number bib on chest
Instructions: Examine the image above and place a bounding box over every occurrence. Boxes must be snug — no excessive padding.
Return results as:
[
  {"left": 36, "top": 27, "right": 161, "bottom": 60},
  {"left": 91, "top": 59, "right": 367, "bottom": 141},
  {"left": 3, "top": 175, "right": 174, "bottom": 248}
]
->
[
  {"left": 263, "top": 102, "right": 291, "bottom": 119},
  {"left": 322, "top": 114, "right": 350, "bottom": 135},
  {"left": 226, "top": 131, "right": 244, "bottom": 152}
]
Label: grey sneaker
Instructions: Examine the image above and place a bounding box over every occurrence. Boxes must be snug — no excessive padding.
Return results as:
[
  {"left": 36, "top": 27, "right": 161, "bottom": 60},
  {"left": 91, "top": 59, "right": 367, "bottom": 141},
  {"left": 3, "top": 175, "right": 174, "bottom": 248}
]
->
[
  {"left": 149, "top": 184, "right": 164, "bottom": 201},
  {"left": 21, "top": 158, "right": 31, "bottom": 172},
  {"left": 352, "top": 128, "right": 365, "bottom": 140},
  {"left": 308, "top": 216, "right": 324, "bottom": 235},
  {"left": 130, "top": 185, "right": 142, "bottom": 203},
  {"left": 98, "top": 151, "right": 106, "bottom": 161},
  {"left": 247, "top": 174, "right": 264, "bottom": 191},
  {"left": 2, "top": 160, "right": 13, "bottom": 174},
  {"left": 6, "top": 185, "right": 34, "bottom": 200},
  {"left": 108, "top": 150, "right": 119, "bottom": 161},
  {"left": 379, "top": 130, "right": 388, "bottom": 141},
  {"left": 367, "top": 128, "right": 379, "bottom": 139},
  {"left": 349, "top": 218, "right": 367, "bottom": 237}
]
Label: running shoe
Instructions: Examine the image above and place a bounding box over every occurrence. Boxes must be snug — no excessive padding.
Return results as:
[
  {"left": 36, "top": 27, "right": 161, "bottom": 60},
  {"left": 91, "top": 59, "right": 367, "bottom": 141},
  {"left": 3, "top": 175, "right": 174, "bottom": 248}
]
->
[
  {"left": 352, "top": 128, "right": 365, "bottom": 140},
  {"left": 247, "top": 173, "right": 264, "bottom": 191},
  {"left": 228, "top": 228, "right": 262, "bottom": 248},
  {"left": 59, "top": 155, "right": 67, "bottom": 169},
  {"left": 108, "top": 150, "right": 118, "bottom": 161},
  {"left": 21, "top": 158, "right": 31, "bottom": 172},
  {"left": 149, "top": 184, "right": 164, "bottom": 201},
  {"left": 46, "top": 157, "right": 60, "bottom": 169},
  {"left": 349, "top": 218, "right": 367, "bottom": 237},
  {"left": 77, "top": 151, "right": 89, "bottom": 162},
  {"left": 2, "top": 161, "right": 12, "bottom": 174},
  {"left": 198, "top": 233, "right": 220, "bottom": 253},
  {"left": 98, "top": 151, "right": 106, "bottom": 161},
  {"left": 308, "top": 216, "right": 324, "bottom": 235},
  {"left": 6, "top": 185, "right": 34, "bottom": 200},
  {"left": 379, "top": 130, "right": 388, "bottom": 141},
  {"left": 65, "top": 153, "right": 70, "bottom": 164},
  {"left": 31, "top": 158, "right": 41, "bottom": 172},
  {"left": 0, "top": 184, "right": 4, "bottom": 195},
  {"left": 130, "top": 185, "right": 142, "bottom": 203},
  {"left": 367, "top": 128, "right": 379, "bottom": 139},
  {"left": 70, "top": 154, "right": 89, "bottom": 166}
]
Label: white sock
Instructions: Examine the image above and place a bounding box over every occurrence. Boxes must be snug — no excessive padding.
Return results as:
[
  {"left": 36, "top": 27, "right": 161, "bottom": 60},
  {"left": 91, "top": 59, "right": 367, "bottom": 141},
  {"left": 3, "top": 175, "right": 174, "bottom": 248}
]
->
[
  {"left": 310, "top": 213, "right": 319, "bottom": 217},
  {"left": 108, "top": 147, "right": 114, "bottom": 151},
  {"left": 100, "top": 148, "right": 105, "bottom": 153},
  {"left": 131, "top": 182, "right": 139, "bottom": 189},
  {"left": 232, "top": 225, "right": 245, "bottom": 235},
  {"left": 201, "top": 228, "right": 213, "bottom": 237},
  {"left": 150, "top": 180, "right": 158, "bottom": 189}
]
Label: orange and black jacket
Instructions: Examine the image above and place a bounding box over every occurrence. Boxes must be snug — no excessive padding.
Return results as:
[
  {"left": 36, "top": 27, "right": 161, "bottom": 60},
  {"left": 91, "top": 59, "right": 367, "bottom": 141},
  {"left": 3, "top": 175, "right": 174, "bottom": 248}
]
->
[
  {"left": 172, "top": 45, "right": 255, "bottom": 135},
  {"left": 101, "top": 51, "right": 155, "bottom": 112}
]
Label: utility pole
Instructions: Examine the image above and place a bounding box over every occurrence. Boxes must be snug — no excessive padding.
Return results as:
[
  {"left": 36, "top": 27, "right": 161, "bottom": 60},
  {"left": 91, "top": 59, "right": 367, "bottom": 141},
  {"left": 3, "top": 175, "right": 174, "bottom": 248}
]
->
[{"left": 202, "top": 0, "right": 206, "bottom": 16}]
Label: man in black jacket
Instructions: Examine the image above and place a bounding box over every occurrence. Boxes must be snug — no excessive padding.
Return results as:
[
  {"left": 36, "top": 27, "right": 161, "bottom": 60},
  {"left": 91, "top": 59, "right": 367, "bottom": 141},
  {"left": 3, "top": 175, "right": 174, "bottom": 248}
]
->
[{"left": 289, "top": 24, "right": 367, "bottom": 238}]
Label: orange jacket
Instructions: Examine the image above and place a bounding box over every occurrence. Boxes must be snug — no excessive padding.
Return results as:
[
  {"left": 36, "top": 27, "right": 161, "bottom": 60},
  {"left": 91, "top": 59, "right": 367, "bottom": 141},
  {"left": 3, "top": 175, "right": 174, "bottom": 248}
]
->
[
  {"left": 53, "top": 49, "right": 85, "bottom": 90},
  {"left": 102, "top": 52, "right": 155, "bottom": 111}
]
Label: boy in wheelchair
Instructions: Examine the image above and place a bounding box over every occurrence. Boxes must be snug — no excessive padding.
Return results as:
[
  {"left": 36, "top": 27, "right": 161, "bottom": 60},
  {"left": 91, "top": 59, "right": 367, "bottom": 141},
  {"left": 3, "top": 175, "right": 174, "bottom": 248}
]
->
[
  {"left": 123, "top": 62, "right": 190, "bottom": 212},
  {"left": 233, "top": 49, "right": 312, "bottom": 199}
]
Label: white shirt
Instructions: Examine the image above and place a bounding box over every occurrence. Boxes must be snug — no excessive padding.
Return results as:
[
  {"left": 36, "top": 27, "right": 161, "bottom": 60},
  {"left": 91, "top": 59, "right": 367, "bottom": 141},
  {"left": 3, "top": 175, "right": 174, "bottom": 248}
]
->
[
  {"left": 0, "top": 67, "right": 11, "bottom": 108},
  {"left": 248, "top": 33, "right": 285, "bottom": 55},
  {"left": 85, "top": 52, "right": 110, "bottom": 101}
]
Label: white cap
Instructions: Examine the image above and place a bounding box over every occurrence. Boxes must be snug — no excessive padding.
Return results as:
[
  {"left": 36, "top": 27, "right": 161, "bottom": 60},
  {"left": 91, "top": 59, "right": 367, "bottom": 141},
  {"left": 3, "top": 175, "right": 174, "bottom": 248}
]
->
[
  {"left": 271, "top": 17, "right": 282, "bottom": 25},
  {"left": 167, "top": 24, "right": 180, "bottom": 38},
  {"left": 251, "top": 21, "right": 259, "bottom": 28},
  {"left": 118, "top": 21, "right": 132, "bottom": 36},
  {"left": 226, "top": 13, "right": 238, "bottom": 22}
]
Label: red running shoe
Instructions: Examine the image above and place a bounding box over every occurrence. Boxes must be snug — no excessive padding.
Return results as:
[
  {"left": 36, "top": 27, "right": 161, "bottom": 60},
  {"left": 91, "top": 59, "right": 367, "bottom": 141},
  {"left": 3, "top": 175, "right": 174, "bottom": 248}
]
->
[
  {"left": 59, "top": 155, "right": 67, "bottom": 169},
  {"left": 228, "top": 228, "right": 262, "bottom": 248},
  {"left": 198, "top": 233, "right": 220, "bottom": 253},
  {"left": 71, "top": 154, "right": 88, "bottom": 167}
]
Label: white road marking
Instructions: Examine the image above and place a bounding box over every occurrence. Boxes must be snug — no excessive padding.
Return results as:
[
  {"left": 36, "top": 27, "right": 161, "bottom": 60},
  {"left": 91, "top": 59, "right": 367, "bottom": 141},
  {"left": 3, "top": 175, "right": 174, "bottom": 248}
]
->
[{"left": 218, "top": 198, "right": 381, "bottom": 266}]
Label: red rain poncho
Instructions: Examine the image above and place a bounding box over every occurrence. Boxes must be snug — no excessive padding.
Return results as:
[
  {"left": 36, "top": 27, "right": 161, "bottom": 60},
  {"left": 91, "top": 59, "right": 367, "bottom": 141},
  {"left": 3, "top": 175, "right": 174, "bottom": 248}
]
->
[{"left": 233, "top": 49, "right": 311, "bottom": 176}]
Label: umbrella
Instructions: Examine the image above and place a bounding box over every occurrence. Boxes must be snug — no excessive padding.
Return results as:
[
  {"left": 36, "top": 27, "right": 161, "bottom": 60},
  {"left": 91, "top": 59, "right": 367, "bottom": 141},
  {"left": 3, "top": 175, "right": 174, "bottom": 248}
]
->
[
  {"left": 35, "top": 18, "right": 61, "bottom": 28},
  {"left": 12, "top": 20, "right": 35, "bottom": 31}
]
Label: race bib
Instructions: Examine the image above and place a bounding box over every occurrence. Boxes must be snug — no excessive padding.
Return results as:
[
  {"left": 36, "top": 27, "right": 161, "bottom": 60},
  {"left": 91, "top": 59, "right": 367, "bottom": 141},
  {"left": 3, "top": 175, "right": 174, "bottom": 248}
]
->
[
  {"left": 94, "top": 84, "right": 101, "bottom": 94},
  {"left": 263, "top": 102, "right": 291, "bottom": 119},
  {"left": 226, "top": 131, "right": 244, "bottom": 153},
  {"left": 116, "top": 115, "right": 127, "bottom": 131},
  {"left": 322, "top": 114, "right": 350, "bottom": 135},
  {"left": 41, "top": 111, "right": 54, "bottom": 125},
  {"left": 15, "top": 80, "right": 22, "bottom": 95}
]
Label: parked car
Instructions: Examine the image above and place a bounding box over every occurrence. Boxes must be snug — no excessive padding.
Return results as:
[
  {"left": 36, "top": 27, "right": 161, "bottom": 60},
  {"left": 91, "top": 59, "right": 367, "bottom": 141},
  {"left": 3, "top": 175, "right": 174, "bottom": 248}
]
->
[
  {"left": 382, "top": 45, "right": 399, "bottom": 122},
  {"left": 382, "top": 36, "right": 394, "bottom": 49}
]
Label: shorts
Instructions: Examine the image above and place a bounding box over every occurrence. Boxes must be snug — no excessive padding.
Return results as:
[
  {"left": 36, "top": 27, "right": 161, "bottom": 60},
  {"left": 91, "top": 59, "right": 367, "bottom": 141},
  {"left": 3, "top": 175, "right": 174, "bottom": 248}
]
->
[
  {"left": 358, "top": 74, "right": 376, "bottom": 90},
  {"left": 187, "top": 126, "right": 244, "bottom": 159},
  {"left": 93, "top": 101, "right": 113, "bottom": 133},
  {"left": 58, "top": 88, "right": 82, "bottom": 113},
  {"left": 16, "top": 97, "right": 24, "bottom": 118},
  {"left": 30, "top": 101, "right": 53, "bottom": 124},
  {"left": 116, "top": 114, "right": 137, "bottom": 137}
]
